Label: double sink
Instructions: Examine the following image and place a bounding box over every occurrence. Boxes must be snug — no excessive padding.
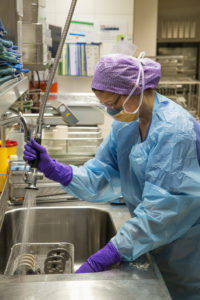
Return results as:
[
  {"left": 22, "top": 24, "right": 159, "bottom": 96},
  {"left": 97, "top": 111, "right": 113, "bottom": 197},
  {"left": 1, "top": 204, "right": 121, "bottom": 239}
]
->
[{"left": 0, "top": 184, "right": 172, "bottom": 300}]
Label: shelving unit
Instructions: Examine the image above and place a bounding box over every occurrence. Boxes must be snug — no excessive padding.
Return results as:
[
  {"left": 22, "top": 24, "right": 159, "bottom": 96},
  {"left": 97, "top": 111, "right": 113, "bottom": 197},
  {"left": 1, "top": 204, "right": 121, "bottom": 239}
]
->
[
  {"left": 59, "top": 43, "right": 100, "bottom": 77},
  {"left": 157, "top": 79, "right": 200, "bottom": 120},
  {"left": 0, "top": 77, "right": 29, "bottom": 117}
]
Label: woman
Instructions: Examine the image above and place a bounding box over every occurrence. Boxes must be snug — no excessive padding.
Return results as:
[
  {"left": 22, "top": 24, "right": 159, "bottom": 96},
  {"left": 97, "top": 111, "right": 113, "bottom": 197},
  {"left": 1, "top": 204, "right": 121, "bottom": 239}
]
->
[{"left": 24, "top": 53, "right": 200, "bottom": 300}]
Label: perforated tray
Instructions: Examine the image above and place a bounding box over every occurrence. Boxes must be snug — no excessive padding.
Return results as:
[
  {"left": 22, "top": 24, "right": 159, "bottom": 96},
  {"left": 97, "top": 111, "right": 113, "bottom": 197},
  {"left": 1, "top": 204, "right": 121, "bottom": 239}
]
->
[{"left": 4, "top": 242, "right": 74, "bottom": 276}]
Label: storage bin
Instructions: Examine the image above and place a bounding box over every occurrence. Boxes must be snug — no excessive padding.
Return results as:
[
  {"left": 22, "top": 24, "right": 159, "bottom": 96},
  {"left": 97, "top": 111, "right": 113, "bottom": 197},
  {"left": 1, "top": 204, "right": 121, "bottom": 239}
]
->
[{"left": 0, "top": 147, "right": 8, "bottom": 192}]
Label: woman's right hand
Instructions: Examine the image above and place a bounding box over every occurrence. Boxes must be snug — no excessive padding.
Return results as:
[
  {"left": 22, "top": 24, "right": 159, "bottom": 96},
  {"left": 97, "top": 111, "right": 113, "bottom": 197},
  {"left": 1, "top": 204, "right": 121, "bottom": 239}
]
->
[
  {"left": 23, "top": 138, "right": 53, "bottom": 174},
  {"left": 23, "top": 138, "right": 73, "bottom": 186}
]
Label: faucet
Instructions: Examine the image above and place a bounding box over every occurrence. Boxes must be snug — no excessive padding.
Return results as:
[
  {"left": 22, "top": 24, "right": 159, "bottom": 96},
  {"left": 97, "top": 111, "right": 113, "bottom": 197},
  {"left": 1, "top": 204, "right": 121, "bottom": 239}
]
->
[
  {"left": 0, "top": 109, "right": 44, "bottom": 190},
  {"left": 0, "top": 109, "right": 30, "bottom": 146},
  {"left": 0, "top": 109, "right": 42, "bottom": 190},
  {"left": 24, "top": 167, "right": 43, "bottom": 190},
  {"left": 0, "top": 109, "right": 43, "bottom": 189}
]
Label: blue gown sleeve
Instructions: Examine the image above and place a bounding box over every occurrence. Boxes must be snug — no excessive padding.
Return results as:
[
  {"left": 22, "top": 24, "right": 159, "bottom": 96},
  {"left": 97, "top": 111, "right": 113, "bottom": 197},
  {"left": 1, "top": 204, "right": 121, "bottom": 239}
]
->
[
  {"left": 111, "top": 127, "right": 200, "bottom": 261},
  {"left": 62, "top": 123, "right": 122, "bottom": 202},
  {"left": 191, "top": 117, "right": 200, "bottom": 165}
]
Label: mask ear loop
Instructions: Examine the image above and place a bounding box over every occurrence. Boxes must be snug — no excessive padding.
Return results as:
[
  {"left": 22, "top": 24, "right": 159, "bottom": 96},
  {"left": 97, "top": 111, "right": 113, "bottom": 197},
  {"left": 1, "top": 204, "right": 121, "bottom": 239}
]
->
[{"left": 123, "top": 52, "right": 145, "bottom": 115}]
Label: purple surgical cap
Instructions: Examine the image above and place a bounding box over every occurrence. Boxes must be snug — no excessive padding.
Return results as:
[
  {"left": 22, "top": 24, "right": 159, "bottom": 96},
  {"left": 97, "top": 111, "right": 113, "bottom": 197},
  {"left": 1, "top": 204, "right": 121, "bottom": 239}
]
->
[{"left": 91, "top": 53, "right": 161, "bottom": 95}]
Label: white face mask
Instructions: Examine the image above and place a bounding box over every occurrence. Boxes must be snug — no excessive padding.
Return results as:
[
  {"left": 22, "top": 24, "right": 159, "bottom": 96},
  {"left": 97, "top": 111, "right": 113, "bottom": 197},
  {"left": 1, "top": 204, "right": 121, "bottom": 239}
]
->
[{"left": 107, "top": 52, "right": 145, "bottom": 123}]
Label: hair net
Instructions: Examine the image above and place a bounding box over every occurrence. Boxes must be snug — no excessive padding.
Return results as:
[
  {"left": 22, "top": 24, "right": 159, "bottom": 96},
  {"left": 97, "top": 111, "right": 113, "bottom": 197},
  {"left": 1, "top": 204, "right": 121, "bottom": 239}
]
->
[{"left": 91, "top": 53, "right": 161, "bottom": 95}]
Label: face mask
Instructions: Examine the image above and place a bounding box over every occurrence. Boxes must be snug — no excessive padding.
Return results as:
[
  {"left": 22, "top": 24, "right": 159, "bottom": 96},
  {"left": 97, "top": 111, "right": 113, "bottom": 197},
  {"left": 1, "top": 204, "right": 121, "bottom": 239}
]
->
[
  {"left": 107, "top": 107, "right": 138, "bottom": 122},
  {"left": 106, "top": 52, "right": 145, "bottom": 123}
]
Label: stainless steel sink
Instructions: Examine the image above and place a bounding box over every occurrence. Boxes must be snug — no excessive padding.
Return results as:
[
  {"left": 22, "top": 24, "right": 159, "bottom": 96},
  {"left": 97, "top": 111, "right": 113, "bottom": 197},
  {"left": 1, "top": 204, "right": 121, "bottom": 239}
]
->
[
  {"left": 0, "top": 187, "right": 172, "bottom": 300},
  {"left": 0, "top": 206, "right": 116, "bottom": 274}
]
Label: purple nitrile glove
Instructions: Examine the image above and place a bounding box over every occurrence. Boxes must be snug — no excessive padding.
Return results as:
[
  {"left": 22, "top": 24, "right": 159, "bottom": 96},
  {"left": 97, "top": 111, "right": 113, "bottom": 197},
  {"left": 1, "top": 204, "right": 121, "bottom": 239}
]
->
[
  {"left": 23, "top": 138, "right": 73, "bottom": 186},
  {"left": 75, "top": 241, "right": 121, "bottom": 273}
]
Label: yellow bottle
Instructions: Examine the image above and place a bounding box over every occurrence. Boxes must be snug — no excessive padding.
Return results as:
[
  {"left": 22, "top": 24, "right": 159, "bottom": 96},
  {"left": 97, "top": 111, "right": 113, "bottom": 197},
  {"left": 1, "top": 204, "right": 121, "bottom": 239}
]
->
[{"left": 0, "top": 147, "right": 8, "bottom": 192}]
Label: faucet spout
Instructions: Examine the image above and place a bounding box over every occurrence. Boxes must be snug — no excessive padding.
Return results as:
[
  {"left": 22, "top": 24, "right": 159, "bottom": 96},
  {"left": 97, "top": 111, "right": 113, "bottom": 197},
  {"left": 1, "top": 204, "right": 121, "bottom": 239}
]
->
[
  {"left": 25, "top": 168, "right": 39, "bottom": 190},
  {"left": 24, "top": 164, "right": 43, "bottom": 190},
  {"left": 0, "top": 109, "right": 30, "bottom": 143}
]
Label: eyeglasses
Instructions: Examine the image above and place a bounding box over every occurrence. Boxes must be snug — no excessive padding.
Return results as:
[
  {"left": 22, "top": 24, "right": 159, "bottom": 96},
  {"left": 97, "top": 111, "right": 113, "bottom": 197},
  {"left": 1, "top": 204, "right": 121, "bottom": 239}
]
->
[{"left": 101, "top": 95, "right": 121, "bottom": 108}]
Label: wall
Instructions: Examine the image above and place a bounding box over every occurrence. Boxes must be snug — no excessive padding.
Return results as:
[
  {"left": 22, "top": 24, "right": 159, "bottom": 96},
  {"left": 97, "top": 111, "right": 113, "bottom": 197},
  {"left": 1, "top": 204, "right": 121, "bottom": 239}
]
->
[
  {"left": 45, "top": 0, "right": 134, "bottom": 93},
  {"left": 57, "top": 75, "right": 92, "bottom": 93},
  {"left": 133, "top": 0, "right": 158, "bottom": 56},
  {"left": 44, "top": 0, "right": 134, "bottom": 41},
  {"left": 44, "top": 0, "right": 138, "bottom": 139}
]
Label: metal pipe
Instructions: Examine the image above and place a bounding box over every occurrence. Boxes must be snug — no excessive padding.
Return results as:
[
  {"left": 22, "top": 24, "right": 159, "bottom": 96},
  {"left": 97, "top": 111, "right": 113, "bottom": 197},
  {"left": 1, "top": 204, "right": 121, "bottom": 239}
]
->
[
  {"left": 35, "top": 0, "right": 78, "bottom": 139},
  {"left": 10, "top": 108, "right": 29, "bottom": 142},
  {"left": 0, "top": 111, "right": 29, "bottom": 143}
]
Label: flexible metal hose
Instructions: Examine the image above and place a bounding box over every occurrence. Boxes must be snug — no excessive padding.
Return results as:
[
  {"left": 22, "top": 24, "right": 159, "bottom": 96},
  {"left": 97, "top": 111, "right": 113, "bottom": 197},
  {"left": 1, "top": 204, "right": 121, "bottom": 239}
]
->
[{"left": 35, "top": 0, "right": 78, "bottom": 139}]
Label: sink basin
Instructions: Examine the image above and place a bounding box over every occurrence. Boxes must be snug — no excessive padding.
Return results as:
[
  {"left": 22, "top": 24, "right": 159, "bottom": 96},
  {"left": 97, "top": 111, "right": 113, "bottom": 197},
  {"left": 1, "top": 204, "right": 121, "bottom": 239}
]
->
[
  {"left": 0, "top": 206, "right": 116, "bottom": 274},
  {"left": 0, "top": 199, "right": 172, "bottom": 300}
]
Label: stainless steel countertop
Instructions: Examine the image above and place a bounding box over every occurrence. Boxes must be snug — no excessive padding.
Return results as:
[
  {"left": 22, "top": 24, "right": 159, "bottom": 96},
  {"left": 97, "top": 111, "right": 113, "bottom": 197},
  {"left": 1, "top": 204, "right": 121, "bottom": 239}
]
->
[{"left": 0, "top": 183, "right": 172, "bottom": 300}]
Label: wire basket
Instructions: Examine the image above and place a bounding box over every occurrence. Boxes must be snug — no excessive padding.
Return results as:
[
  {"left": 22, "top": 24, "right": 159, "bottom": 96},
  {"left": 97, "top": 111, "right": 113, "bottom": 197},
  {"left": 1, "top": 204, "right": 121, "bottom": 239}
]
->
[{"left": 0, "top": 173, "right": 8, "bottom": 193}]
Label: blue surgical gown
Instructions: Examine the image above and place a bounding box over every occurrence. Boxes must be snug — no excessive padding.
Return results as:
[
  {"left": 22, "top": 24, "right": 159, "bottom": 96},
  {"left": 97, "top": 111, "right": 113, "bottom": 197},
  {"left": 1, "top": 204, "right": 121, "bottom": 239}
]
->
[{"left": 63, "top": 92, "right": 200, "bottom": 300}]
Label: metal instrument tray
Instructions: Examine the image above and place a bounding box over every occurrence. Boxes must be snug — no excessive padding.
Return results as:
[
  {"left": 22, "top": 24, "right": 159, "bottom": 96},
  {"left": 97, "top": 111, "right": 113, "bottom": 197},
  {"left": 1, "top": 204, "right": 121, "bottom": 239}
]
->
[{"left": 4, "top": 242, "right": 74, "bottom": 276}]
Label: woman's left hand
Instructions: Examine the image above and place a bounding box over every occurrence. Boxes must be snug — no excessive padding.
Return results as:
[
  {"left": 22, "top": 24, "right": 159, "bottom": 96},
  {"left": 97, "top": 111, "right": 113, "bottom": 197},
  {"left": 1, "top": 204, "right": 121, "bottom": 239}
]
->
[{"left": 75, "top": 241, "right": 121, "bottom": 273}]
